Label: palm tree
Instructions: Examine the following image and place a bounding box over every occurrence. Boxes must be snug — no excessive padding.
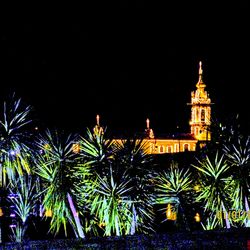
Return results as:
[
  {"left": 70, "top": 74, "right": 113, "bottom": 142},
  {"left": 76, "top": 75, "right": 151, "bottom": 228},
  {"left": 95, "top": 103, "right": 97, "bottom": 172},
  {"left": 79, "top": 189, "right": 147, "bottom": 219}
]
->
[
  {"left": 223, "top": 136, "right": 250, "bottom": 226},
  {"left": 202, "top": 114, "right": 242, "bottom": 157},
  {"left": 0, "top": 94, "right": 34, "bottom": 242},
  {"left": 8, "top": 174, "right": 40, "bottom": 242},
  {"left": 156, "top": 162, "right": 193, "bottom": 231},
  {"left": 35, "top": 129, "right": 87, "bottom": 238},
  {"left": 192, "top": 152, "right": 233, "bottom": 228},
  {"left": 0, "top": 93, "right": 33, "bottom": 187},
  {"left": 79, "top": 127, "right": 113, "bottom": 176},
  {"left": 112, "top": 137, "right": 156, "bottom": 234},
  {"left": 80, "top": 127, "right": 156, "bottom": 235},
  {"left": 90, "top": 167, "right": 133, "bottom": 236}
]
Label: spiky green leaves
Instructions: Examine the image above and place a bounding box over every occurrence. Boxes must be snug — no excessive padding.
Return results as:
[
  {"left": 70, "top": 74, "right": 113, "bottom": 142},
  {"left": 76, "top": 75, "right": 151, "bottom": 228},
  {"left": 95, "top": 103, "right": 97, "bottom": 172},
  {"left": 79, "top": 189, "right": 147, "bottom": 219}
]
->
[
  {"left": 193, "top": 152, "right": 233, "bottom": 212},
  {"left": 156, "top": 162, "right": 192, "bottom": 205},
  {"left": 91, "top": 168, "right": 133, "bottom": 236},
  {"left": 35, "top": 129, "right": 86, "bottom": 238},
  {"left": 192, "top": 152, "right": 234, "bottom": 228},
  {"left": 8, "top": 175, "right": 39, "bottom": 224},
  {"left": 0, "top": 94, "right": 33, "bottom": 187}
]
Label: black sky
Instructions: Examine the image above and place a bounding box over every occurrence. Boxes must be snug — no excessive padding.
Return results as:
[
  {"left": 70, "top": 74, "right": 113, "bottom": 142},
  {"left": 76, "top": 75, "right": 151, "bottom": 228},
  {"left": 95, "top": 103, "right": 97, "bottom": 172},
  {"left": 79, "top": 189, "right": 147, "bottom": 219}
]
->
[{"left": 1, "top": 4, "right": 250, "bottom": 136}]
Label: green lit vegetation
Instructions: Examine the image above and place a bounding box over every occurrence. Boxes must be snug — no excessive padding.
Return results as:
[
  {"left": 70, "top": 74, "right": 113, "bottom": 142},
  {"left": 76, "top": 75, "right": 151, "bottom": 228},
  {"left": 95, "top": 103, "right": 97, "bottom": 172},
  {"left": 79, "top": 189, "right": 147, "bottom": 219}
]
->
[
  {"left": 0, "top": 94, "right": 250, "bottom": 243},
  {"left": 156, "top": 163, "right": 193, "bottom": 230}
]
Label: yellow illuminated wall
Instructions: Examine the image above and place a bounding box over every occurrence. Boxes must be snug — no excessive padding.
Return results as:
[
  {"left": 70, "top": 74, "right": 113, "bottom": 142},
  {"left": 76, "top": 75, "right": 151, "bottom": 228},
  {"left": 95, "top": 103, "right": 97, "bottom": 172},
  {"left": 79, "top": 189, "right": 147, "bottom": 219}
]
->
[
  {"left": 145, "top": 139, "right": 197, "bottom": 154},
  {"left": 112, "top": 138, "right": 197, "bottom": 154}
]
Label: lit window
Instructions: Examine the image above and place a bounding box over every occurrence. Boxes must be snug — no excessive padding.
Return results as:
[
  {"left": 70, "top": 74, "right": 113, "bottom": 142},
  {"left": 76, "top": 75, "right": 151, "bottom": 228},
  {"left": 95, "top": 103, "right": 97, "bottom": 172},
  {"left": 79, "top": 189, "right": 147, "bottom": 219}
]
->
[
  {"left": 196, "top": 109, "right": 199, "bottom": 121},
  {"left": 184, "top": 144, "right": 189, "bottom": 151},
  {"left": 201, "top": 109, "right": 205, "bottom": 122}
]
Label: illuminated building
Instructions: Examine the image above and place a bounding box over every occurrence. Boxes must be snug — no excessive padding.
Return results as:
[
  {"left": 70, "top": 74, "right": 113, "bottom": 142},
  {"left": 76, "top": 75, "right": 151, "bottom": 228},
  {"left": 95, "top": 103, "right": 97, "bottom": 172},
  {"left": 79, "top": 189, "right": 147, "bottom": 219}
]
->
[
  {"left": 91, "top": 61, "right": 212, "bottom": 154},
  {"left": 188, "top": 61, "right": 212, "bottom": 142},
  {"left": 143, "top": 61, "right": 212, "bottom": 154}
]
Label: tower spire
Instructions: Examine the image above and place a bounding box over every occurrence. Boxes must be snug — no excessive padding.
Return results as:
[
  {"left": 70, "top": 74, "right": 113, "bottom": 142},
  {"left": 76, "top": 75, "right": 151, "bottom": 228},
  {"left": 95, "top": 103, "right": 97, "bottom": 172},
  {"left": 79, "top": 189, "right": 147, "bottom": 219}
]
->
[
  {"left": 96, "top": 114, "right": 100, "bottom": 126},
  {"left": 196, "top": 61, "right": 205, "bottom": 87},
  {"left": 93, "top": 114, "right": 104, "bottom": 135},
  {"left": 145, "top": 118, "right": 154, "bottom": 139},
  {"left": 146, "top": 118, "right": 150, "bottom": 129},
  {"left": 199, "top": 61, "right": 203, "bottom": 75}
]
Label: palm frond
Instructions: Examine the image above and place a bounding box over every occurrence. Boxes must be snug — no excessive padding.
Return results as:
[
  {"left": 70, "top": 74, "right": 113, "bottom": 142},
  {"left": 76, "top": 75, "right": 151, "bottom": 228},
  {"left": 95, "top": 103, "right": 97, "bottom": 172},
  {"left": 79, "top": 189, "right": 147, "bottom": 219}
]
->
[
  {"left": 156, "top": 163, "right": 192, "bottom": 204},
  {"left": 90, "top": 168, "right": 133, "bottom": 236},
  {"left": 0, "top": 94, "right": 33, "bottom": 187},
  {"left": 192, "top": 152, "right": 233, "bottom": 228},
  {"left": 8, "top": 175, "right": 39, "bottom": 224},
  {"left": 35, "top": 129, "right": 86, "bottom": 238}
]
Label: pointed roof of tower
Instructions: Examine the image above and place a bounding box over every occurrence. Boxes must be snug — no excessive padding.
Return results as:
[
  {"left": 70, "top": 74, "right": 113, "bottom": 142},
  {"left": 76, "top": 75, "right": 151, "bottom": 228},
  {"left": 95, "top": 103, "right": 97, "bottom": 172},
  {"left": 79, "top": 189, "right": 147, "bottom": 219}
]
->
[
  {"left": 96, "top": 114, "right": 100, "bottom": 126},
  {"left": 145, "top": 118, "right": 154, "bottom": 139},
  {"left": 93, "top": 114, "right": 104, "bottom": 135},
  {"left": 146, "top": 118, "right": 150, "bottom": 130},
  {"left": 196, "top": 61, "right": 206, "bottom": 88}
]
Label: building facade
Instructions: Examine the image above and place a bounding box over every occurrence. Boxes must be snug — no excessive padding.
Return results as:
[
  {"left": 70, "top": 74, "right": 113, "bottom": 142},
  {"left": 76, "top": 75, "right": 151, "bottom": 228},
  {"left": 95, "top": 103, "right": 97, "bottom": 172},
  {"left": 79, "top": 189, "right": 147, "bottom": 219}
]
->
[
  {"left": 88, "top": 61, "right": 212, "bottom": 155},
  {"left": 143, "top": 61, "right": 212, "bottom": 154}
]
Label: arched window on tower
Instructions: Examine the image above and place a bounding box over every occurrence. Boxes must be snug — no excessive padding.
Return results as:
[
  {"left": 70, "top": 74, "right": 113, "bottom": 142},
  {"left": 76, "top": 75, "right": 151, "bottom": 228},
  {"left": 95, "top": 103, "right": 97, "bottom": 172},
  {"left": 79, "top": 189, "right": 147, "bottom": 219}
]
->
[
  {"left": 201, "top": 109, "right": 205, "bottom": 122},
  {"left": 192, "top": 109, "right": 195, "bottom": 121},
  {"left": 196, "top": 109, "right": 199, "bottom": 122},
  {"left": 159, "top": 145, "right": 164, "bottom": 153}
]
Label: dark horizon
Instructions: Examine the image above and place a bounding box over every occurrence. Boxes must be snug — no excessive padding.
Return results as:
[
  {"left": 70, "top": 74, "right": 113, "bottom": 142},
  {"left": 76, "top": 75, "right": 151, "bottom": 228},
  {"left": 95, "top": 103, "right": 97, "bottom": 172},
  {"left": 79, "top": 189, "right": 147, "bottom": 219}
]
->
[{"left": 1, "top": 8, "right": 250, "bottom": 136}]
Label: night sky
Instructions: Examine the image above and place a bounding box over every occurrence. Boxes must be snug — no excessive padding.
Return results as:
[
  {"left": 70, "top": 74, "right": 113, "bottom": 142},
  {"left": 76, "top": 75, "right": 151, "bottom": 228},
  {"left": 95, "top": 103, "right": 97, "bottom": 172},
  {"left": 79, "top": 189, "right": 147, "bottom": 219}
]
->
[{"left": 1, "top": 5, "right": 250, "bottom": 136}]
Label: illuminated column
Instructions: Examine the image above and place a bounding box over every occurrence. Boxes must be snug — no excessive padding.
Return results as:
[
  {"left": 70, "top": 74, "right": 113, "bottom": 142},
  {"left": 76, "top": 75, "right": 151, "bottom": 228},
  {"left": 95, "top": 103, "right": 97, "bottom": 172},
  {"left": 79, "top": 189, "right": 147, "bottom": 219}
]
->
[
  {"left": 145, "top": 118, "right": 154, "bottom": 139},
  {"left": 96, "top": 114, "right": 100, "bottom": 126},
  {"left": 146, "top": 118, "right": 150, "bottom": 130},
  {"left": 93, "top": 114, "right": 104, "bottom": 135}
]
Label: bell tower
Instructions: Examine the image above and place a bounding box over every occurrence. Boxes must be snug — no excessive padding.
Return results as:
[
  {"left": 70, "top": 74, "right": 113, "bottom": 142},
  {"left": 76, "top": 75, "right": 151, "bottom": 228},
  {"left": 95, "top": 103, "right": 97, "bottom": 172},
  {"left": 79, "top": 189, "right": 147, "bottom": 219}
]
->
[{"left": 189, "top": 61, "right": 212, "bottom": 141}]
